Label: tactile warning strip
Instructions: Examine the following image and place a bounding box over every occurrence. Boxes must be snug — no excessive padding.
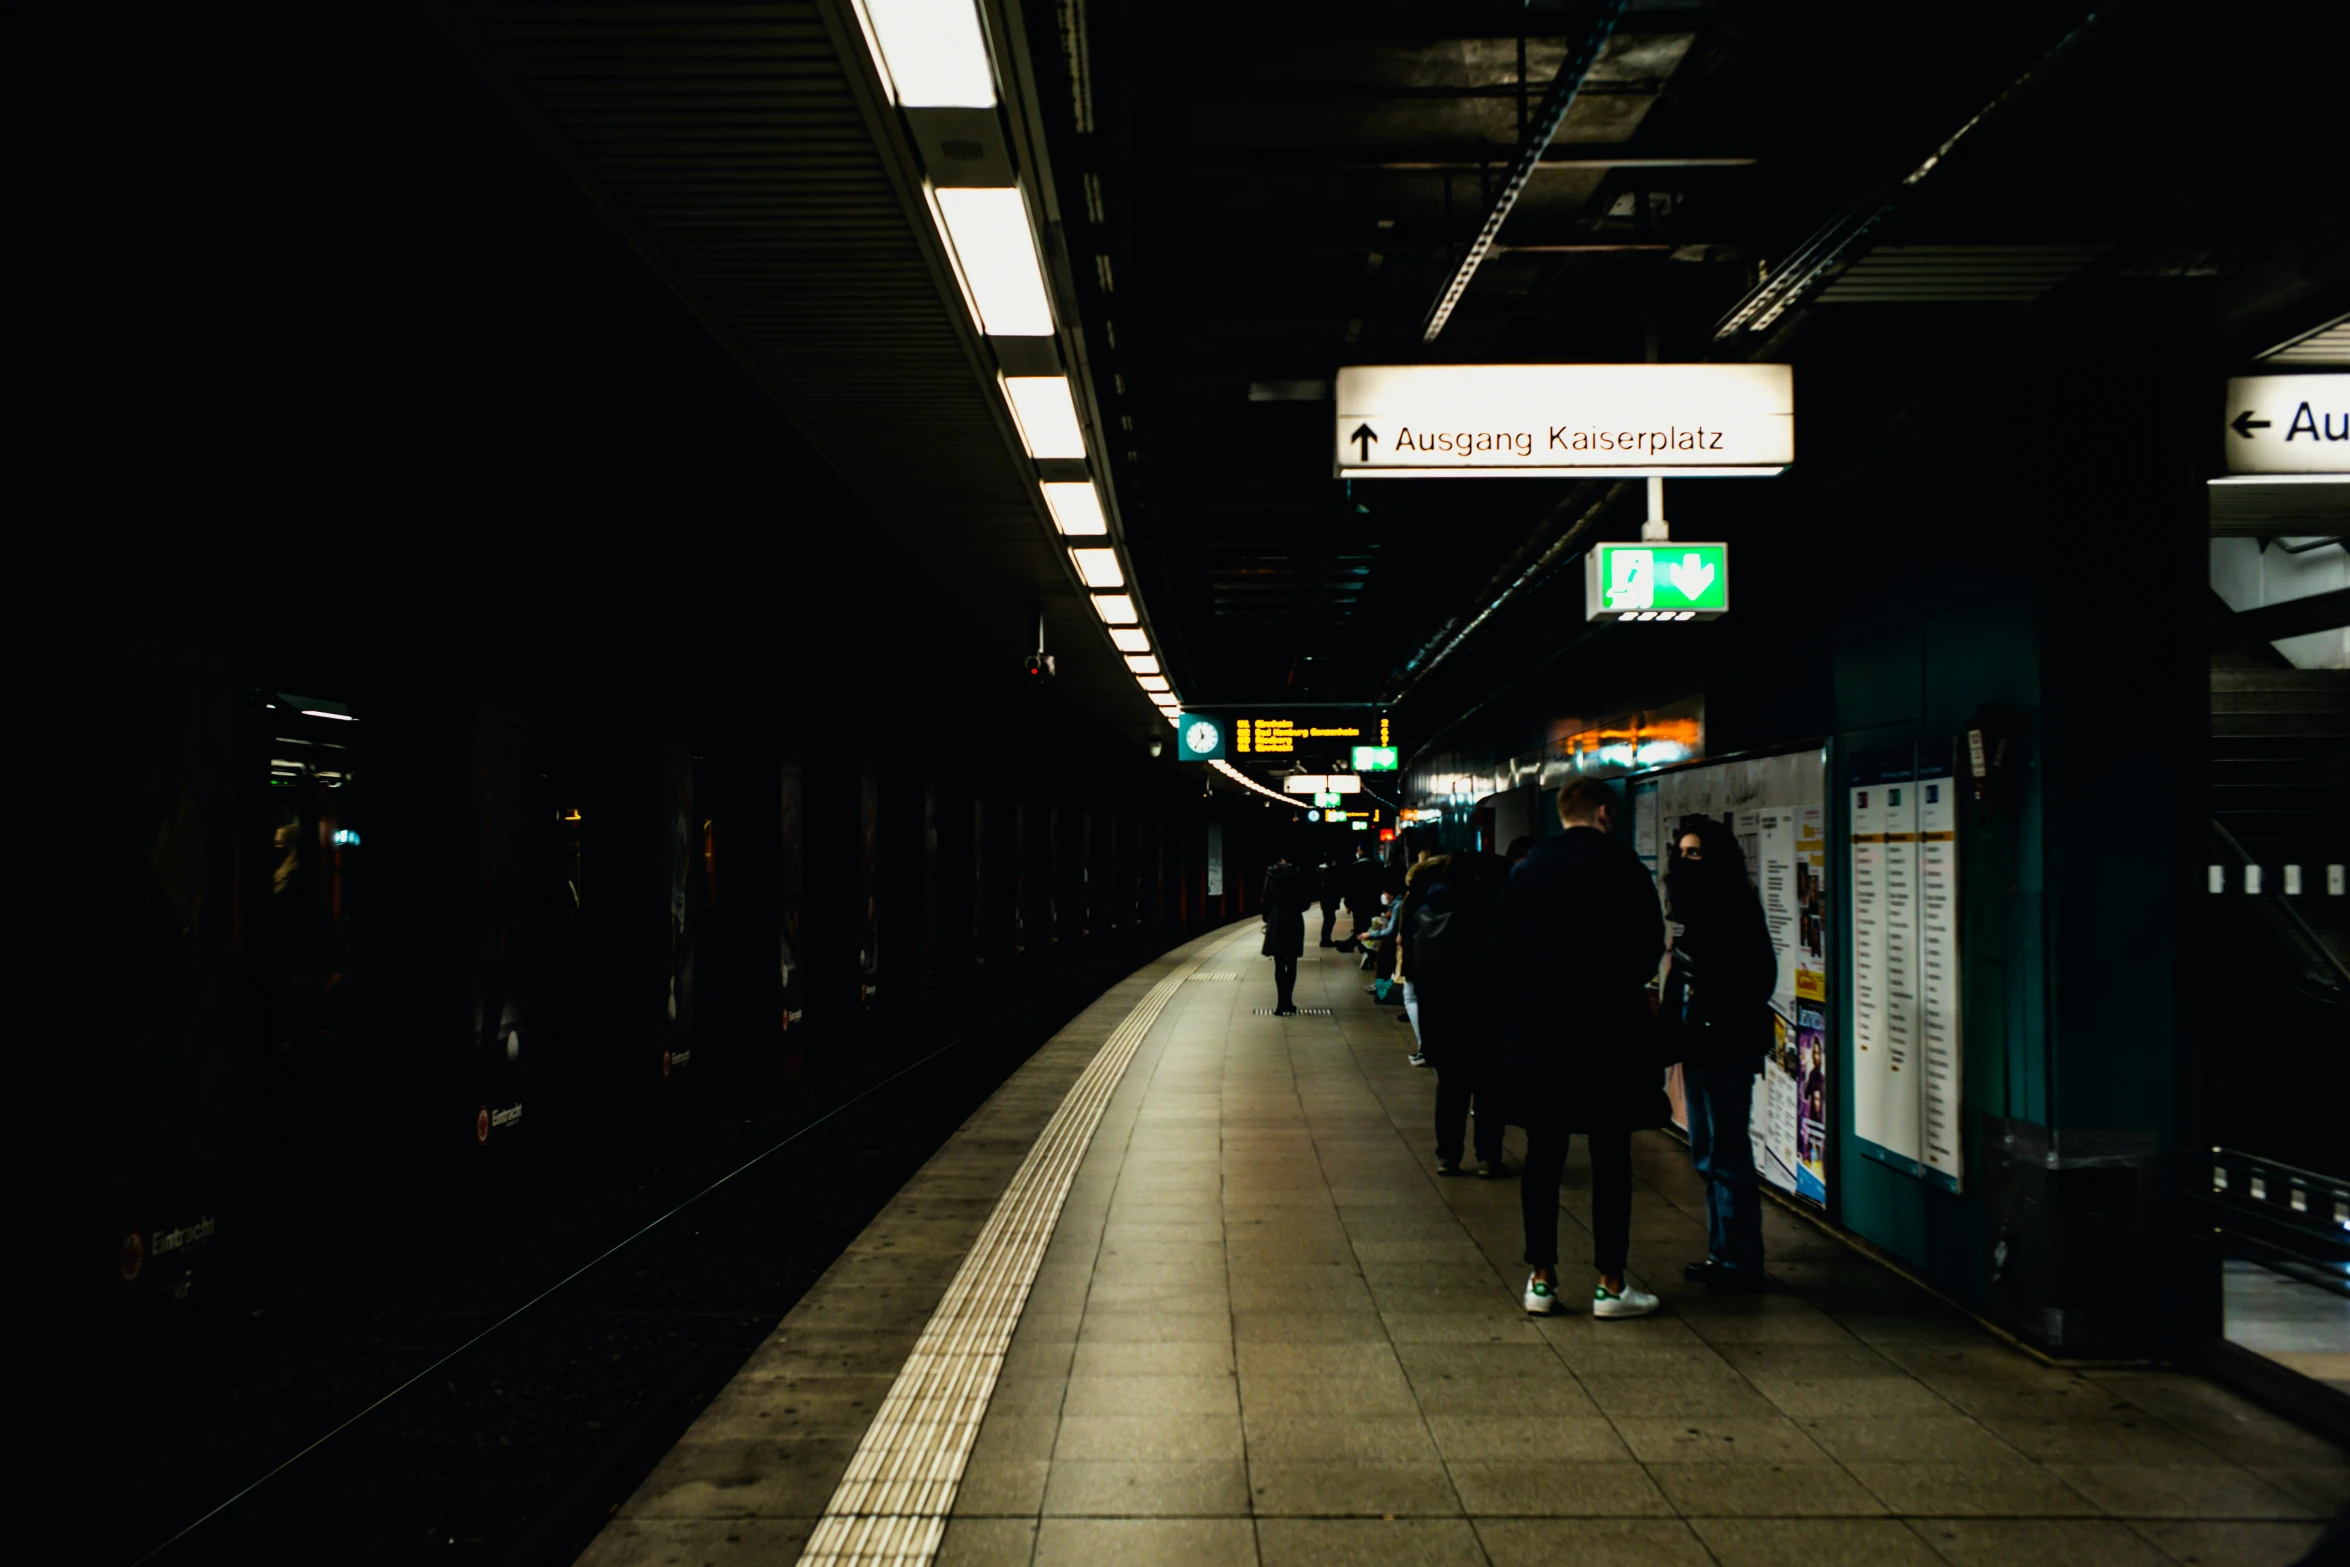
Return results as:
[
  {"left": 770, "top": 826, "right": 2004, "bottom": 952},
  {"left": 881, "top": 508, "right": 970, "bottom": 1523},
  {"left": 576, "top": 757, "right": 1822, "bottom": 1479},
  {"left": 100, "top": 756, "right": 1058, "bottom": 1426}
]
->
[
  {"left": 1187, "top": 971, "right": 1240, "bottom": 981},
  {"left": 793, "top": 958, "right": 1201, "bottom": 1567},
  {"left": 1252, "top": 1007, "right": 1334, "bottom": 1016}
]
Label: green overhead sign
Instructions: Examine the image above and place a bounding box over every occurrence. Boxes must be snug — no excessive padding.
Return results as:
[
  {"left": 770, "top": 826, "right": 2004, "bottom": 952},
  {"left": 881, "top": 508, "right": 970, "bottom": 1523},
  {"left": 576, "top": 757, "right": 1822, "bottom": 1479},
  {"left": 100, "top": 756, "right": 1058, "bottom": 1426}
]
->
[
  {"left": 1314, "top": 793, "right": 1342, "bottom": 808},
  {"left": 1584, "top": 542, "right": 1729, "bottom": 622},
  {"left": 1351, "top": 745, "right": 1399, "bottom": 772}
]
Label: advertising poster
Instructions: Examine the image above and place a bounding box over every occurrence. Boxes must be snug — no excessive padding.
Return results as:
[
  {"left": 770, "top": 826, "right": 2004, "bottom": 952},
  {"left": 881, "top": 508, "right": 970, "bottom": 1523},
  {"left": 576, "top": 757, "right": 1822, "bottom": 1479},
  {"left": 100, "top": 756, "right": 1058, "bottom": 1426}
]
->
[
  {"left": 1649, "top": 748, "right": 1829, "bottom": 1208},
  {"left": 1794, "top": 806, "right": 1828, "bottom": 1201},
  {"left": 1738, "top": 807, "right": 1804, "bottom": 1197}
]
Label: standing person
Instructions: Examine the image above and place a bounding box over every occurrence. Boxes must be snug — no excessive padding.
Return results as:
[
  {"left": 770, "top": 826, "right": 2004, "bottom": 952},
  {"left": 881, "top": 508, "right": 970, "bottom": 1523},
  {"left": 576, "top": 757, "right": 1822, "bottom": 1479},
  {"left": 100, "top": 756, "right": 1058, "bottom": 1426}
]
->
[
  {"left": 1493, "top": 777, "right": 1666, "bottom": 1320},
  {"left": 1337, "top": 843, "right": 1380, "bottom": 952},
  {"left": 1260, "top": 843, "right": 1309, "bottom": 1016},
  {"left": 1394, "top": 828, "right": 1451, "bottom": 1062},
  {"left": 1316, "top": 858, "right": 1339, "bottom": 947},
  {"left": 1412, "top": 851, "right": 1510, "bottom": 1177},
  {"left": 1663, "top": 816, "right": 1778, "bottom": 1295}
]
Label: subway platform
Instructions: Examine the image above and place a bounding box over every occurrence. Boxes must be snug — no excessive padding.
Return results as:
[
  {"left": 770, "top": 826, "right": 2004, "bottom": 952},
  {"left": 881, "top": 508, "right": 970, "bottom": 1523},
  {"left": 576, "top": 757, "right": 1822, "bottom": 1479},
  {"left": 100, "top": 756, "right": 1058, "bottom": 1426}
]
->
[{"left": 577, "top": 925, "right": 2347, "bottom": 1567}]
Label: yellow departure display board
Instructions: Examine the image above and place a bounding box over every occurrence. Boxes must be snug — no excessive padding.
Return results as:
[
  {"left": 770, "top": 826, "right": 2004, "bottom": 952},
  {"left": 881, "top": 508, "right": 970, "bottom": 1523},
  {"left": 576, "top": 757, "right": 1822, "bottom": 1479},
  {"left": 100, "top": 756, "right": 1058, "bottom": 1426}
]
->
[{"left": 1234, "top": 713, "right": 1393, "bottom": 756}]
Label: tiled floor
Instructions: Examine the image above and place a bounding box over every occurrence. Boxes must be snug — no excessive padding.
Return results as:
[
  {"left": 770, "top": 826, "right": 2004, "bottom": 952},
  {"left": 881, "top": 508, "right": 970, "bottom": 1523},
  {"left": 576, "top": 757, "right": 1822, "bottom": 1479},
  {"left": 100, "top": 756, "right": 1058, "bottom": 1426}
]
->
[{"left": 581, "top": 926, "right": 2348, "bottom": 1567}]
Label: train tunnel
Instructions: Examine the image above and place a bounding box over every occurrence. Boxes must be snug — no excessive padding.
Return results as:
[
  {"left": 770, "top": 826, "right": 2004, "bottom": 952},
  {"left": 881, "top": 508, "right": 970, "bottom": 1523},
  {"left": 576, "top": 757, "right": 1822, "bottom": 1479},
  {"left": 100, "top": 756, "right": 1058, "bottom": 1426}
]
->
[{"left": 57, "top": 2, "right": 2349, "bottom": 1563}]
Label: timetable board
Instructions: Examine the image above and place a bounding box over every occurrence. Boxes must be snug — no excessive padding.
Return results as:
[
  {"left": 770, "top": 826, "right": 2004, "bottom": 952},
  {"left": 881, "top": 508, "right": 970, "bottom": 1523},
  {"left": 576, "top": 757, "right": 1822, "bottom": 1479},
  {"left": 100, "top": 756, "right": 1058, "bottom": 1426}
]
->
[{"left": 1848, "top": 743, "right": 1962, "bottom": 1192}]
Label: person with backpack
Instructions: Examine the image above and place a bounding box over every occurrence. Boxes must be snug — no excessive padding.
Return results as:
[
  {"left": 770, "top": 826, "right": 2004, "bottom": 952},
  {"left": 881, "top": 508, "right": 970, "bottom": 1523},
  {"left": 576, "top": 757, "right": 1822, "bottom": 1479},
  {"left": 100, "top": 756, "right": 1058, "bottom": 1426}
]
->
[
  {"left": 1492, "top": 777, "right": 1667, "bottom": 1320},
  {"left": 1662, "top": 815, "right": 1778, "bottom": 1294},
  {"left": 1412, "top": 850, "right": 1511, "bottom": 1177},
  {"left": 1392, "top": 828, "right": 1450, "bottom": 1061}
]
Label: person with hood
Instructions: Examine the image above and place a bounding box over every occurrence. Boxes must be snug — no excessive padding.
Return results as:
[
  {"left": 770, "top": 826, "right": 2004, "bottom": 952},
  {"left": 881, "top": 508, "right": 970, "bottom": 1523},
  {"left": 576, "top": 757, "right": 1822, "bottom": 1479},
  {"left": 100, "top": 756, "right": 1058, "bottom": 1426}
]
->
[
  {"left": 1492, "top": 777, "right": 1666, "bottom": 1320},
  {"left": 1662, "top": 815, "right": 1779, "bottom": 1294},
  {"left": 1411, "top": 849, "right": 1510, "bottom": 1176},
  {"left": 1393, "top": 827, "right": 1451, "bottom": 1062},
  {"left": 1259, "top": 841, "right": 1310, "bottom": 1016}
]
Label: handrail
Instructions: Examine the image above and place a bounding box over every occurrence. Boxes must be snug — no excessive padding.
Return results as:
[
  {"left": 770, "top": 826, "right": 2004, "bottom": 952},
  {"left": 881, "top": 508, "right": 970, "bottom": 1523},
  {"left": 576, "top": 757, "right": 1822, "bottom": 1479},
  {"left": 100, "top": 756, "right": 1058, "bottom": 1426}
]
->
[{"left": 2210, "top": 819, "right": 2350, "bottom": 999}]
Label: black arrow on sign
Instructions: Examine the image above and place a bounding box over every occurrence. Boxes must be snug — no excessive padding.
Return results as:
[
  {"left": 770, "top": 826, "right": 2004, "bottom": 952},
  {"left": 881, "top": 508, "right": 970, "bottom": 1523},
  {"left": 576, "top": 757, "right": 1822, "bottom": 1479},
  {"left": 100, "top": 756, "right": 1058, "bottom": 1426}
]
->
[
  {"left": 1350, "top": 423, "right": 1379, "bottom": 463},
  {"left": 2231, "top": 409, "right": 2272, "bottom": 439}
]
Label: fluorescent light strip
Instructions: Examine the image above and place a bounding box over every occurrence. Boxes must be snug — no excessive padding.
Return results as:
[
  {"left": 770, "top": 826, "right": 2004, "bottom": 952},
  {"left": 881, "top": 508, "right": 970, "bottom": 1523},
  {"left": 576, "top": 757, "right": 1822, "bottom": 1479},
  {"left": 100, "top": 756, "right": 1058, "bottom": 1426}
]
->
[
  {"left": 1003, "top": 376, "right": 1087, "bottom": 459},
  {"left": 1042, "top": 481, "right": 1107, "bottom": 536},
  {"left": 1210, "top": 758, "right": 1308, "bottom": 807},
  {"left": 1091, "top": 594, "right": 1138, "bottom": 625},
  {"left": 934, "top": 188, "right": 1055, "bottom": 336},
  {"left": 860, "top": 0, "right": 997, "bottom": 107},
  {"left": 1123, "top": 656, "right": 1160, "bottom": 675},
  {"left": 1070, "top": 548, "right": 1124, "bottom": 589},
  {"left": 1137, "top": 675, "right": 1170, "bottom": 692},
  {"left": 1109, "top": 627, "right": 1149, "bottom": 653}
]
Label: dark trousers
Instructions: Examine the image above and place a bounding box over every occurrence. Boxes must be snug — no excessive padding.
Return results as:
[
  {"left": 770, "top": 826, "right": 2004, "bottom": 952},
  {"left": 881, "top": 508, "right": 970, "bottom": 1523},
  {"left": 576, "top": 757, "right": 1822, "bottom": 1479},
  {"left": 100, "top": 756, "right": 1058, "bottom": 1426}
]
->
[
  {"left": 1435, "top": 1067, "right": 1504, "bottom": 1165},
  {"left": 1272, "top": 957, "right": 1297, "bottom": 1011},
  {"left": 1318, "top": 906, "right": 1336, "bottom": 946},
  {"left": 1684, "top": 1062, "right": 1764, "bottom": 1273},
  {"left": 1520, "top": 1119, "right": 1631, "bottom": 1275}
]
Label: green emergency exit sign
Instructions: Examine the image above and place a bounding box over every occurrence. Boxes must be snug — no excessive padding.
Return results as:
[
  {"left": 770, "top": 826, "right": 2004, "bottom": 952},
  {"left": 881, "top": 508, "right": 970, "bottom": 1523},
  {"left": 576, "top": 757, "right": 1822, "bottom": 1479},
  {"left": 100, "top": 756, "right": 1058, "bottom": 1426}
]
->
[
  {"left": 1584, "top": 542, "right": 1729, "bottom": 622},
  {"left": 1351, "top": 746, "right": 1399, "bottom": 772}
]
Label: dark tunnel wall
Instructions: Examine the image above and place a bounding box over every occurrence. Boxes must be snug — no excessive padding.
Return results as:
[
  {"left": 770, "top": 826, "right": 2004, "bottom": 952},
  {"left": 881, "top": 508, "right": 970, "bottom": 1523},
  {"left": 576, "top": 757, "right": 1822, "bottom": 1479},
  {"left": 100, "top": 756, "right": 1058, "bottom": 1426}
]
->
[{"left": 78, "top": 6, "right": 1280, "bottom": 1526}]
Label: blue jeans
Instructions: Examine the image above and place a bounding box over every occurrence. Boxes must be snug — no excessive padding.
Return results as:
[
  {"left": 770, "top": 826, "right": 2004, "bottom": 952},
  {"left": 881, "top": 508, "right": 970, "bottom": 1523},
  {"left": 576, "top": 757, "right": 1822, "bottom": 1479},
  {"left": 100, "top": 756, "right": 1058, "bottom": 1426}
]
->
[{"left": 1684, "top": 1062, "right": 1764, "bottom": 1274}]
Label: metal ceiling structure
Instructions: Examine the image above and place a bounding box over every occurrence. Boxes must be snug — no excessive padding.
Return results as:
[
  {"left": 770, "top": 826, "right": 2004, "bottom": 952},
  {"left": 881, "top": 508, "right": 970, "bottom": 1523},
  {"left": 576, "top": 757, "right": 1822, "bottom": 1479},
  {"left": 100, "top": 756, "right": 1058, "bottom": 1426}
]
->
[
  {"left": 429, "top": 0, "right": 2345, "bottom": 784},
  {"left": 432, "top": 0, "right": 1169, "bottom": 748}
]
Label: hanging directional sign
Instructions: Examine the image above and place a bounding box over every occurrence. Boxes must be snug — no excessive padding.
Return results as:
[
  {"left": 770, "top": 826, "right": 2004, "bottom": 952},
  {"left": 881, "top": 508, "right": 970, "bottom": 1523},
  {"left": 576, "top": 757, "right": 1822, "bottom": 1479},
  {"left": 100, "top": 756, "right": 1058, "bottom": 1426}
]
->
[
  {"left": 1584, "top": 542, "right": 1730, "bottom": 622},
  {"left": 1335, "top": 364, "right": 1793, "bottom": 478},
  {"left": 2225, "top": 374, "right": 2350, "bottom": 475},
  {"left": 1352, "top": 745, "right": 1399, "bottom": 772}
]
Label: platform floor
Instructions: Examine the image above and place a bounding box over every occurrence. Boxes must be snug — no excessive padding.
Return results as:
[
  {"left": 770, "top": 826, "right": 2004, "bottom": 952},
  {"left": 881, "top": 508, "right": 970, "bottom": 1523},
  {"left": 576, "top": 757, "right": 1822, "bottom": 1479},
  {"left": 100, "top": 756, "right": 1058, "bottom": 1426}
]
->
[{"left": 581, "top": 924, "right": 2346, "bottom": 1567}]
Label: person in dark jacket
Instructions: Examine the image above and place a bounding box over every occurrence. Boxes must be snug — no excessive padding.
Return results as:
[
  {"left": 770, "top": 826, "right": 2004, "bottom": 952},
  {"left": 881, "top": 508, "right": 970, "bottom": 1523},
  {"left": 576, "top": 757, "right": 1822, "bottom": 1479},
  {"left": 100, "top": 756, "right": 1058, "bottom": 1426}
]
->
[
  {"left": 1260, "top": 847, "right": 1309, "bottom": 1016},
  {"left": 1492, "top": 777, "right": 1666, "bottom": 1319},
  {"left": 1316, "top": 858, "right": 1339, "bottom": 947},
  {"left": 1337, "top": 845, "right": 1380, "bottom": 952},
  {"left": 1662, "top": 815, "right": 1778, "bottom": 1294},
  {"left": 1412, "top": 850, "right": 1510, "bottom": 1177}
]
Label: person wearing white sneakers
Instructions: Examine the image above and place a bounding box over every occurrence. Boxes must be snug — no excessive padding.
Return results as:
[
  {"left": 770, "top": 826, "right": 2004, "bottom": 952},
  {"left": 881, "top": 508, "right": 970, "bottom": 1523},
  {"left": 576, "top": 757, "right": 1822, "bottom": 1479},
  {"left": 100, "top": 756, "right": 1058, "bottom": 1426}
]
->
[{"left": 1493, "top": 778, "right": 1667, "bottom": 1321}]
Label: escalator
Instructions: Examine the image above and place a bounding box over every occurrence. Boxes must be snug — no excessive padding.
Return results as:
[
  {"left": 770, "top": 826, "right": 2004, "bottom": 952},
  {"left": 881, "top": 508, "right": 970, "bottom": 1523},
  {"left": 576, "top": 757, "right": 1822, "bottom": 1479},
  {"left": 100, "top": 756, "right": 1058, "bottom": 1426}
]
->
[{"left": 2195, "top": 658, "right": 2350, "bottom": 1431}]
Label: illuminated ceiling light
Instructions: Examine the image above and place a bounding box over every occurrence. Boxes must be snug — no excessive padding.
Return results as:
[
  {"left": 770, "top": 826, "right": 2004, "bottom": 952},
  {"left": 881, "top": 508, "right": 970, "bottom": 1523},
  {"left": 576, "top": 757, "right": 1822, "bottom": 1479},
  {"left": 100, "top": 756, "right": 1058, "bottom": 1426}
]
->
[
  {"left": 1108, "top": 627, "right": 1149, "bottom": 653},
  {"left": 1003, "top": 375, "right": 1087, "bottom": 459},
  {"left": 1151, "top": 694, "right": 1180, "bottom": 709},
  {"left": 1091, "top": 593, "right": 1138, "bottom": 625},
  {"left": 934, "top": 188, "right": 1054, "bottom": 336},
  {"left": 861, "top": 0, "right": 996, "bottom": 107},
  {"left": 1070, "top": 547, "right": 1124, "bottom": 589},
  {"left": 1123, "top": 655, "right": 1160, "bottom": 675},
  {"left": 1041, "top": 480, "right": 1107, "bottom": 536},
  {"left": 1137, "top": 675, "right": 1170, "bottom": 692}
]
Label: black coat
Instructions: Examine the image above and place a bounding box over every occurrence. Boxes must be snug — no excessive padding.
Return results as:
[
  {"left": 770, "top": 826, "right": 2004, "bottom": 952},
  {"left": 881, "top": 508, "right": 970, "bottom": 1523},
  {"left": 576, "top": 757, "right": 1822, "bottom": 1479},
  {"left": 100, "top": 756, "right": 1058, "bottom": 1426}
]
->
[
  {"left": 1408, "top": 853, "right": 1504, "bottom": 1072},
  {"left": 1260, "top": 862, "right": 1308, "bottom": 957},
  {"left": 1490, "top": 827, "right": 1667, "bottom": 1129},
  {"left": 1344, "top": 854, "right": 1382, "bottom": 915},
  {"left": 1660, "top": 881, "right": 1778, "bottom": 1070}
]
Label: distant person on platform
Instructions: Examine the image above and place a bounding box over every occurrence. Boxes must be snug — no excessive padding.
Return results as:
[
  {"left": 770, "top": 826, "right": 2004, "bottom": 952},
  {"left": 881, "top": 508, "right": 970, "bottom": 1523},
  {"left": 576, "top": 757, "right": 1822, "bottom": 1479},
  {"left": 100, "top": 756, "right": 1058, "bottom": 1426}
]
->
[
  {"left": 1412, "top": 850, "right": 1511, "bottom": 1177},
  {"left": 1662, "top": 815, "right": 1777, "bottom": 1295},
  {"left": 1336, "top": 843, "right": 1381, "bottom": 952},
  {"left": 1316, "top": 858, "right": 1340, "bottom": 948},
  {"left": 1260, "top": 843, "right": 1309, "bottom": 1016},
  {"left": 1394, "top": 828, "right": 1451, "bottom": 1062},
  {"left": 1492, "top": 777, "right": 1666, "bottom": 1320}
]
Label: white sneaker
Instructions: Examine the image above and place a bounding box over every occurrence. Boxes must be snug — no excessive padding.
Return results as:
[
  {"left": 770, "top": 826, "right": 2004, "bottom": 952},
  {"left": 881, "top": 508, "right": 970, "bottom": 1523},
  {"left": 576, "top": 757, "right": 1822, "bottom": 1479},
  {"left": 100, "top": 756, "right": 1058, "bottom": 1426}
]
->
[
  {"left": 1592, "top": 1281, "right": 1660, "bottom": 1319},
  {"left": 1523, "top": 1273, "right": 1560, "bottom": 1315}
]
